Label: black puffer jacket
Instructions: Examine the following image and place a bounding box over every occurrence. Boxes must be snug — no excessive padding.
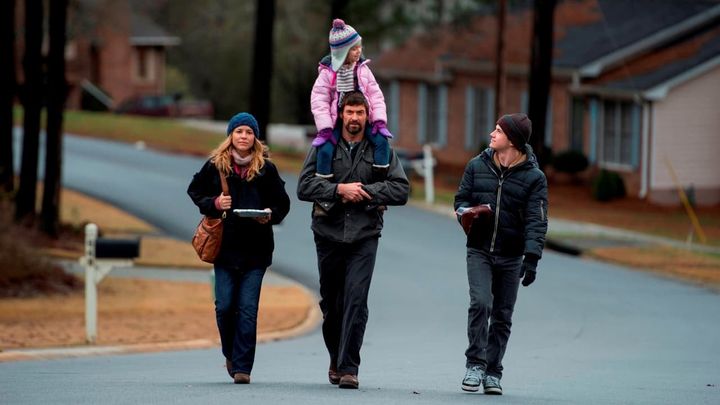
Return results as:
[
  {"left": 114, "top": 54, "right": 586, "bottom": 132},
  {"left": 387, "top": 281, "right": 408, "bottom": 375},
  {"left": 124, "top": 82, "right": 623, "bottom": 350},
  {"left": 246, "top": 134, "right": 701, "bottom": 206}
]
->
[
  {"left": 454, "top": 145, "right": 548, "bottom": 258},
  {"left": 187, "top": 159, "right": 290, "bottom": 269}
]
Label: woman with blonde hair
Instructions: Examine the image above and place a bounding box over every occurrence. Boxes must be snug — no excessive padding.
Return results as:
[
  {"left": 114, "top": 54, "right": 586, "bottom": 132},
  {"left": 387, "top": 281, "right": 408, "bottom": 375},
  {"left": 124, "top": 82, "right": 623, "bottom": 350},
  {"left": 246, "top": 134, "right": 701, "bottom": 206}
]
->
[{"left": 187, "top": 112, "right": 290, "bottom": 384}]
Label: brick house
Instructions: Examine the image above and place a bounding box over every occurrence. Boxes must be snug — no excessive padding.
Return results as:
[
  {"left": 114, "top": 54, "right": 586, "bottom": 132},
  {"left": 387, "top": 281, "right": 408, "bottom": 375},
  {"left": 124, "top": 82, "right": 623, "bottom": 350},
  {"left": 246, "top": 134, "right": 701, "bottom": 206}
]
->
[
  {"left": 15, "top": 0, "right": 179, "bottom": 110},
  {"left": 373, "top": 0, "right": 720, "bottom": 206}
]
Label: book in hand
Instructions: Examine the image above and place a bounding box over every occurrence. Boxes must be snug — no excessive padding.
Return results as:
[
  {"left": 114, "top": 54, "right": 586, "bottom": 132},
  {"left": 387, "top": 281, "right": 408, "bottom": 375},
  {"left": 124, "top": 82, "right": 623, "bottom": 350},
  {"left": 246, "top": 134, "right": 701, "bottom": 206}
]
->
[{"left": 233, "top": 209, "right": 270, "bottom": 218}]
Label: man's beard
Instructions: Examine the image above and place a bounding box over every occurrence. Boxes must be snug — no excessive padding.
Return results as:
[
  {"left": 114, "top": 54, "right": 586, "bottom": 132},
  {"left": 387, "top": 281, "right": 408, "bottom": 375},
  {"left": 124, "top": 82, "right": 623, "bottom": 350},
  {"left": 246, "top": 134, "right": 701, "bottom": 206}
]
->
[{"left": 345, "top": 120, "right": 363, "bottom": 135}]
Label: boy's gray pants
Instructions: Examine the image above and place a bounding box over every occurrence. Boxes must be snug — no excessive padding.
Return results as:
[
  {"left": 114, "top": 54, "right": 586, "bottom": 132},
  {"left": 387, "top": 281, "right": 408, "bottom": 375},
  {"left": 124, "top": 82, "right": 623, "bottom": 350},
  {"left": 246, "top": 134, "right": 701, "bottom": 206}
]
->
[{"left": 465, "top": 247, "right": 522, "bottom": 379}]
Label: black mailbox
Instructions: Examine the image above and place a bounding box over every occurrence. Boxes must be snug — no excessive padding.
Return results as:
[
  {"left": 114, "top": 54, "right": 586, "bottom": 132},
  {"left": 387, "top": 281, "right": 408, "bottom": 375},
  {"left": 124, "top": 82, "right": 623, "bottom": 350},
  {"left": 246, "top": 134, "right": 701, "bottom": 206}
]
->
[{"left": 95, "top": 238, "right": 140, "bottom": 259}]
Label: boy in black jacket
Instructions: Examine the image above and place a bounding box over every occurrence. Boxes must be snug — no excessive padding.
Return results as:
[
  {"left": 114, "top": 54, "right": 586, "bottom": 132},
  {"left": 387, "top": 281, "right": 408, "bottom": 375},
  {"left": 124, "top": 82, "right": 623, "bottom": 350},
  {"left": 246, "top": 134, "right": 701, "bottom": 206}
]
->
[{"left": 455, "top": 113, "right": 548, "bottom": 395}]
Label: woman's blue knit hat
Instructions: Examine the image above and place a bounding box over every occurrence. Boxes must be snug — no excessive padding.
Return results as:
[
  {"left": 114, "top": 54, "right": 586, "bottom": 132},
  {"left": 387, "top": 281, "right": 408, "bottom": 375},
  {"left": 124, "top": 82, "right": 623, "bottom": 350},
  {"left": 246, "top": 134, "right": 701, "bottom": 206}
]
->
[{"left": 227, "top": 112, "right": 260, "bottom": 137}]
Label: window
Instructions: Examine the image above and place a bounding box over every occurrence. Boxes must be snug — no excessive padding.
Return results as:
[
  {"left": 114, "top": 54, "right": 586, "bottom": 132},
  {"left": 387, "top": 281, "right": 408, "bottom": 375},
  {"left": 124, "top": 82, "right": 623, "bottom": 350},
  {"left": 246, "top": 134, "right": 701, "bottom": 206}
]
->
[
  {"left": 465, "top": 86, "right": 494, "bottom": 151},
  {"left": 134, "top": 47, "right": 155, "bottom": 82},
  {"left": 379, "top": 79, "right": 400, "bottom": 140},
  {"left": 418, "top": 83, "right": 447, "bottom": 146},
  {"left": 137, "top": 48, "right": 148, "bottom": 79},
  {"left": 570, "top": 97, "right": 585, "bottom": 152},
  {"left": 599, "top": 100, "right": 639, "bottom": 167}
]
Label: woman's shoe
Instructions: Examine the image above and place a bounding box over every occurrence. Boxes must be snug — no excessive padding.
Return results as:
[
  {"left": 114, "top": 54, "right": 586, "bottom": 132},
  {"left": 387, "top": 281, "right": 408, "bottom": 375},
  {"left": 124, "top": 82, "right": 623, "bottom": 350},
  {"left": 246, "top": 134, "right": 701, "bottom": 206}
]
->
[{"left": 328, "top": 364, "right": 340, "bottom": 385}]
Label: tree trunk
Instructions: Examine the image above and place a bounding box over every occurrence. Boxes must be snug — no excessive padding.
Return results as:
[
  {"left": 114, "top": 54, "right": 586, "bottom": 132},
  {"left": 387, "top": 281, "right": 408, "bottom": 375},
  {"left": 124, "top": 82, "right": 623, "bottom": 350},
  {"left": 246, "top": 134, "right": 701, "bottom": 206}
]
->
[
  {"left": 15, "top": 0, "right": 44, "bottom": 224},
  {"left": 0, "top": 0, "right": 16, "bottom": 195},
  {"left": 527, "top": 0, "right": 556, "bottom": 170},
  {"left": 249, "top": 0, "right": 275, "bottom": 142},
  {"left": 493, "top": 0, "right": 507, "bottom": 119},
  {"left": 331, "top": 0, "right": 350, "bottom": 20},
  {"left": 41, "top": 0, "right": 68, "bottom": 236}
]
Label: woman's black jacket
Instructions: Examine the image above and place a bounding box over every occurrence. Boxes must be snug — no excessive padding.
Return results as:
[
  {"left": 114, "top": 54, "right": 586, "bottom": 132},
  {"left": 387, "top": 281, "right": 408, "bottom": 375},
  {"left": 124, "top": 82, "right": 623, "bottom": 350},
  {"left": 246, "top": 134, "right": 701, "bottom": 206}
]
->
[{"left": 187, "top": 159, "right": 290, "bottom": 269}]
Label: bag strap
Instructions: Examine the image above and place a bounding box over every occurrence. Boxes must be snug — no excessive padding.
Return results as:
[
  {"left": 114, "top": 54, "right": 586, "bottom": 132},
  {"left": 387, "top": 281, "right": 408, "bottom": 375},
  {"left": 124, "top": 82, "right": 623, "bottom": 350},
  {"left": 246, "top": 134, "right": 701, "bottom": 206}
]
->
[
  {"left": 220, "top": 172, "right": 229, "bottom": 195},
  {"left": 220, "top": 172, "right": 230, "bottom": 219}
]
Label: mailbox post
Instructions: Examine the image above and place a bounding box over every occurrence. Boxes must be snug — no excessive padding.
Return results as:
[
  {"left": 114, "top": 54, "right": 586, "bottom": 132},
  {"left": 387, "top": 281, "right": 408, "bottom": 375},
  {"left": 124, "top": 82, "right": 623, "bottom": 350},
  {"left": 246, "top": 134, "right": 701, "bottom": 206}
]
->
[{"left": 80, "top": 223, "right": 140, "bottom": 343}]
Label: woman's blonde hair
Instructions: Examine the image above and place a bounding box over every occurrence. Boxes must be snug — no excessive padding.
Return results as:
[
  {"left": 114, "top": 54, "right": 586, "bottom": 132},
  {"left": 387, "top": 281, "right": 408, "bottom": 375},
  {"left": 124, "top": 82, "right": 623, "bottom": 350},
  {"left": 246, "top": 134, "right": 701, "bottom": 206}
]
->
[{"left": 209, "top": 136, "right": 268, "bottom": 181}]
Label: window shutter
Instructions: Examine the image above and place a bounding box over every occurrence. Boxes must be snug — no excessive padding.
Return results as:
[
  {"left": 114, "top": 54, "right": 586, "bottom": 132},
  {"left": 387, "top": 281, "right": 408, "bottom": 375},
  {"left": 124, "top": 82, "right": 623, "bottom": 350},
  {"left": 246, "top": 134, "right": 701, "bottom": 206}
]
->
[
  {"left": 465, "top": 86, "right": 475, "bottom": 150},
  {"left": 438, "top": 85, "right": 448, "bottom": 147},
  {"left": 418, "top": 83, "right": 427, "bottom": 144}
]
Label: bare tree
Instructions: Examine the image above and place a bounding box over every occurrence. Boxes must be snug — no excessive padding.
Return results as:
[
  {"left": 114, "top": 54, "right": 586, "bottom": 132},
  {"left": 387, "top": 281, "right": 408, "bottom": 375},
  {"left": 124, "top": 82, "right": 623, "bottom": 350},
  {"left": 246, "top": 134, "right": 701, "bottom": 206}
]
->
[
  {"left": 249, "top": 0, "right": 276, "bottom": 142},
  {"left": 0, "top": 0, "right": 16, "bottom": 195},
  {"left": 41, "top": 0, "right": 68, "bottom": 236},
  {"left": 527, "top": 0, "right": 557, "bottom": 170},
  {"left": 15, "top": 0, "right": 44, "bottom": 224}
]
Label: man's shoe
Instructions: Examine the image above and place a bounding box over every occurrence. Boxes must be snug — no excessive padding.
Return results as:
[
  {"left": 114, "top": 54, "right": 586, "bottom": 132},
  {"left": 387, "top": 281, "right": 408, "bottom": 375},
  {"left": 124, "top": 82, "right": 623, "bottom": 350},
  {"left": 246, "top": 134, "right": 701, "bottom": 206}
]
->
[
  {"left": 483, "top": 375, "right": 502, "bottom": 395},
  {"left": 328, "top": 363, "right": 340, "bottom": 385},
  {"left": 225, "top": 358, "right": 233, "bottom": 378},
  {"left": 461, "top": 365, "right": 484, "bottom": 392},
  {"left": 338, "top": 374, "right": 359, "bottom": 389},
  {"left": 233, "top": 372, "right": 251, "bottom": 384}
]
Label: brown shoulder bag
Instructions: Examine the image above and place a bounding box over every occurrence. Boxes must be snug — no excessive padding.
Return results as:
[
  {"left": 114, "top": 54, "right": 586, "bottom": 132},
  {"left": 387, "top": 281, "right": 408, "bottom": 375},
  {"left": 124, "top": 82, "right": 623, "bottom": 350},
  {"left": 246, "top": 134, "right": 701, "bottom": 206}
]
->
[{"left": 192, "top": 173, "right": 229, "bottom": 263}]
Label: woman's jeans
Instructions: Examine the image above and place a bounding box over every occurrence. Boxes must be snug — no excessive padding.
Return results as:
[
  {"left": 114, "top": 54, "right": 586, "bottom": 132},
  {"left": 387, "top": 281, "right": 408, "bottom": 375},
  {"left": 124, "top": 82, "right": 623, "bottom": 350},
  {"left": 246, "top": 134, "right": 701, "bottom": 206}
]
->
[
  {"left": 214, "top": 264, "right": 266, "bottom": 375},
  {"left": 465, "top": 248, "right": 522, "bottom": 379}
]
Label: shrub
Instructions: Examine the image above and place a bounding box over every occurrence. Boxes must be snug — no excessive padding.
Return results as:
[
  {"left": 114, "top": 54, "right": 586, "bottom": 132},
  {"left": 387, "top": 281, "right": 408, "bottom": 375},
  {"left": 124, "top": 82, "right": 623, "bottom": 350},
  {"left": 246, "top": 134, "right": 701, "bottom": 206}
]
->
[
  {"left": 0, "top": 208, "right": 83, "bottom": 297},
  {"left": 552, "top": 150, "right": 589, "bottom": 174},
  {"left": 592, "top": 169, "right": 626, "bottom": 201}
]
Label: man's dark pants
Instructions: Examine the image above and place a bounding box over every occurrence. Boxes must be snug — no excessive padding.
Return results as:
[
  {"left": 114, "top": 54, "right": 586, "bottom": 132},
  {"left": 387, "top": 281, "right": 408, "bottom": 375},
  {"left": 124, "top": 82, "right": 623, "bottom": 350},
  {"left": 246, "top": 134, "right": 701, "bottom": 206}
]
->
[
  {"left": 314, "top": 234, "right": 378, "bottom": 376},
  {"left": 465, "top": 247, "right": 522, "bottom": 379}
]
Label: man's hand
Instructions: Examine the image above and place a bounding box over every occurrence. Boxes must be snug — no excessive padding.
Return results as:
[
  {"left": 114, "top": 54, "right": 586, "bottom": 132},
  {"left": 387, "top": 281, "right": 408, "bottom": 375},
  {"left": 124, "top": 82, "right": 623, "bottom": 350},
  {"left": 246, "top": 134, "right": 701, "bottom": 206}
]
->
[
  {"left": 337, "top": 182, "right": 371, "bottom": 203},
  {"left": 519, "top": 254, "right": 539, "bottom": 287}
]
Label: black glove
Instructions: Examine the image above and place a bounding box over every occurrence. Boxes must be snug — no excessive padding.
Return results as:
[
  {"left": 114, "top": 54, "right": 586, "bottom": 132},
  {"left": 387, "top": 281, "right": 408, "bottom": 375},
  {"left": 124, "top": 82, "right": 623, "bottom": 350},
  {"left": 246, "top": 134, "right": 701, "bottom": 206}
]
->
[{"left": 519, "top": 254, "right": 539, "bottom": 287}]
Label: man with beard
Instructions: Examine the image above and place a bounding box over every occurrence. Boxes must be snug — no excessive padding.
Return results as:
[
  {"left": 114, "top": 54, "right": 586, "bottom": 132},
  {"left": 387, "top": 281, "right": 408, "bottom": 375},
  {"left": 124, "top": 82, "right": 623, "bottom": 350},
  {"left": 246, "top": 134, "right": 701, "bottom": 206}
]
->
[{"left": 297, "top": 90, "right": 409, "bottom": 389}]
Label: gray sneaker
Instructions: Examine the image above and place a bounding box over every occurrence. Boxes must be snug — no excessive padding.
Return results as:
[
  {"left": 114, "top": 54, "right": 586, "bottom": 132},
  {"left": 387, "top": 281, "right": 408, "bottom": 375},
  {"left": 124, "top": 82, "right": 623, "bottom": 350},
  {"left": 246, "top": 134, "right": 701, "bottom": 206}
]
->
[
  {"left": 483, "top": 375, "right": 503, "bottom": 395},
  {"left": 461, "top": 365, "right": 484, "bottom": 392}
]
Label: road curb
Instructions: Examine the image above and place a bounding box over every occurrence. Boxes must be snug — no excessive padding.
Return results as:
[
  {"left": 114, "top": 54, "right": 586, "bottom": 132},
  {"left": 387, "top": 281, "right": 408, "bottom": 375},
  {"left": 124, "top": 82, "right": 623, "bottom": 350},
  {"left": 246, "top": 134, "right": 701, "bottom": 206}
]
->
[{"left": 544, "top": 237, "right": 583, "bottom": 256}]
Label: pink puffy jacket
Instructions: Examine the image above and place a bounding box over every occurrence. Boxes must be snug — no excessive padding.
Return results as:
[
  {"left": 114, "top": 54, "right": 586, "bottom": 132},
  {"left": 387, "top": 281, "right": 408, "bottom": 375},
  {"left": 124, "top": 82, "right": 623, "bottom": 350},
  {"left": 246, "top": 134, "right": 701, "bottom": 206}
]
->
[{"left": 310, "top": 58, "right": 388, "bottom": 132}]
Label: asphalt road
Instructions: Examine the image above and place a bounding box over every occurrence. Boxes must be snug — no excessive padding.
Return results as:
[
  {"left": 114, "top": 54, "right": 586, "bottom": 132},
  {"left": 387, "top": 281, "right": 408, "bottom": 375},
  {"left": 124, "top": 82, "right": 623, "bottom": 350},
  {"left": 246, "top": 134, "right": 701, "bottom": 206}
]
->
[{"left": 2, "top": 133, "right": 719, "bottom": 404}]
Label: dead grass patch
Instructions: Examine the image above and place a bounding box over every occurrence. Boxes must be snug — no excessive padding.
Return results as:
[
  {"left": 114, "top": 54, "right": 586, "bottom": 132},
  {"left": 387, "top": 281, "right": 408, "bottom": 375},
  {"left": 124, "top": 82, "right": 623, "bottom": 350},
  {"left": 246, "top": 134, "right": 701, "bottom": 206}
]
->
[
  {"left": 60, "top": 188, "right": 155, "bottom": 234},
  {"left": 0, "top": 277, "right": 313, "bottom": 350},
  {"left": 135, "top": 236, "right": 212, "bottom": 269},
  {"left": 586, "top": 246, "right": 720, "bottom": 287}
]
